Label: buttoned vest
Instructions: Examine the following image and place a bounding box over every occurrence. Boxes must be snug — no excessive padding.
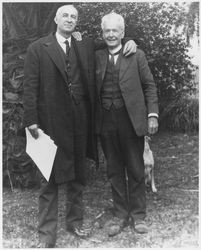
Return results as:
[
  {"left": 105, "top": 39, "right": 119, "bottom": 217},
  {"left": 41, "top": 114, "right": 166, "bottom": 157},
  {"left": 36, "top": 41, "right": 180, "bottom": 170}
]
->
[{"left": 101, "top": 54, "right": 125, "bottom": 110}]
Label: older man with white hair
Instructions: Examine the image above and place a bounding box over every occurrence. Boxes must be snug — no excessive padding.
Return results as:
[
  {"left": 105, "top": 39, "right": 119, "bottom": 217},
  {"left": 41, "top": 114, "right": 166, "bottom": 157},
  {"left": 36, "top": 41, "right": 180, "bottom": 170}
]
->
[
  {"left": 23, "top": 4, "right": 136, "bottom": 247},
  {"left": 95, "top": 12, "right": 159, "bottom": 236}
]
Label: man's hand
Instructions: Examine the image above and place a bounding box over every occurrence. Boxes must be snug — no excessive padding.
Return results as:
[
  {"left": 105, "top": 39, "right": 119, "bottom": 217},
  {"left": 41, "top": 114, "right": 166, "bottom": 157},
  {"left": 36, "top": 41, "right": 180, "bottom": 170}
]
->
[
  {"left": 72, "top": 31, "right": 82, "bottom": 41},
  {"left": 148, "top": 117, "right": 158, "bottom": 135},
  {"left": 123, "top": 40, "right": 137, "bottom": 57},
  {"left": 28, "top": 124, "right": 39, "bottom": 139}
]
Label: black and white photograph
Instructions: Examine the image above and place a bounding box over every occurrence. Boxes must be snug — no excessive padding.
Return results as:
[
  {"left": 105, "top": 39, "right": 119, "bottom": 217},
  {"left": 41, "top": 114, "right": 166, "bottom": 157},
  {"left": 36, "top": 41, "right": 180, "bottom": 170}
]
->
[{"left": 2, "top": 0, "right": 199, "bottom": 248}]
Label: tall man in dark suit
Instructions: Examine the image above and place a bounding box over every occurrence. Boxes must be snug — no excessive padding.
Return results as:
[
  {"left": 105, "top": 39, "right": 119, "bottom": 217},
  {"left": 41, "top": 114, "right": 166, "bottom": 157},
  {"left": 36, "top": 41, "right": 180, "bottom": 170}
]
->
[
  {"left": 95, "top": 12, "right": 159, "bottom": 237},
  {"left": 23, "top": 5, "right": 136, "bottom": 247}
]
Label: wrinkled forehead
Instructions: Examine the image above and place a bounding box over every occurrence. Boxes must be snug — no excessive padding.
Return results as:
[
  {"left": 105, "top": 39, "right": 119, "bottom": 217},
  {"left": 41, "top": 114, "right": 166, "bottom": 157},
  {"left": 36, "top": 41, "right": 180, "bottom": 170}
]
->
[
  {"left": 103, "top": 19, "right": 124, "bottom": 31},
  {"left": 56, "top": 5, "right": 78, "bottom": 18}
]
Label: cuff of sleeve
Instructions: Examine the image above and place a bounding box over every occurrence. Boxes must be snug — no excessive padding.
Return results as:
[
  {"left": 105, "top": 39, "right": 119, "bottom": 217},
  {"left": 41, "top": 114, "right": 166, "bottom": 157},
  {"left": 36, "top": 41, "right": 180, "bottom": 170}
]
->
[{"left": 148, "top": 113, "right": 158, "bottom": 118}]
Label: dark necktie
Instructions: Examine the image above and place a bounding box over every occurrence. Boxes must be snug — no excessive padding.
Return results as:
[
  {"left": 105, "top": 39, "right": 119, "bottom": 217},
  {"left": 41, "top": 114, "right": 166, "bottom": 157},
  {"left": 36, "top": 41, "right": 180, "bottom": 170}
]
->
[
  {"left": 109, "top": 48, "right": 122, "bottom": 66},
  {"left": 64, "top": 40, "right": 70, "bottom": 56},
  {"left": 64, "top": 40, "right": 71, "bottom": 90}
]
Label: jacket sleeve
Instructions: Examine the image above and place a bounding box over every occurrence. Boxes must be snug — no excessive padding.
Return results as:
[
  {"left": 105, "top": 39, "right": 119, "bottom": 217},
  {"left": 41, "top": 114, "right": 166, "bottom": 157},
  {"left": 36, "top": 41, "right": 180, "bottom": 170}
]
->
[
  {"left": 137, "top": 49, "right": 159, "bottom": 115},
  {"left": 94, "top": 39, "right": 107, "bottom": 50},
  {"left": 23, "top": 43, "right": 40, "bottom": 127}
]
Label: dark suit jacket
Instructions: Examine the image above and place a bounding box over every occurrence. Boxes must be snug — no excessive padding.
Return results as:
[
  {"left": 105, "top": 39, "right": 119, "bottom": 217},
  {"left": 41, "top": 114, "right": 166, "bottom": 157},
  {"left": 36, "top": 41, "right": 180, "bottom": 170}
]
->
[
  {"left": 95, "top": 48, "right": 159, "bottom": 136},
  {"left": 23, "top": 33, "right": 97, "bottom": 183}
]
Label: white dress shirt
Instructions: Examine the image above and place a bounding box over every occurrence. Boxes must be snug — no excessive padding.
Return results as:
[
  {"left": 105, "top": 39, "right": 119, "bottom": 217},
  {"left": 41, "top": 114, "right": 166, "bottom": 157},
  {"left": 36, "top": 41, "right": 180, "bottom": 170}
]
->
[
  {"left": 108, "top": 44, "right": 122, "bottom": 65},
  {"left": 55, "top": 32, "right": 71, "bottom": 53}
]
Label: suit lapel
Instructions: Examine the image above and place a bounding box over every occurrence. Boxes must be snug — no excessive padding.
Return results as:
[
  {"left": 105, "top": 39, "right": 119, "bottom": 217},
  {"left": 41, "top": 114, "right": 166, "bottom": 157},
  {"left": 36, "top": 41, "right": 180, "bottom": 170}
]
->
[
  {"left": 96, "top": 49, "right": 108, "bottom": 95},
  {"left": 119, "top": 52, "right": 134, "bottom": 82},
  {"left": 98, "top": 49, "right": 133, "bottom": 82},
  {"left": 72, "top": 37, "right": 88, "bottom": 68},
  {"left": 71, "top": 37, "right": 90, "bottom": 96},
  {"left": 43, "top": 33, "right": 67, "bottom": 82},
  {"left": 99, "top": 49, "right": 108, "bottom": 80}
]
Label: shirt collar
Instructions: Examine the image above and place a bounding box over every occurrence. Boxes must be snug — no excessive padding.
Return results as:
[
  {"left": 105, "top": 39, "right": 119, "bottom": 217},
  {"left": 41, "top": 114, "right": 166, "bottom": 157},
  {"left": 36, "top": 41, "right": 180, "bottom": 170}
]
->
[
  {"left": 56, "top": 32, "right": 71, "bottom": 46},
  {"left": 108, "top": 44, "right": 122, "bottom": 55}
]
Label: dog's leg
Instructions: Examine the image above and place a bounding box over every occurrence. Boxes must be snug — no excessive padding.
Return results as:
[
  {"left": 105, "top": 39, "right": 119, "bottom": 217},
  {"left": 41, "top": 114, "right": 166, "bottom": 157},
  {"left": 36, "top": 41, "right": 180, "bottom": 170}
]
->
[
  {"left": 145, "top": 167, "right": 151, "bottom": 187},
  {"left": 151, "top": 169, "right": 157, "bottom": 193}
]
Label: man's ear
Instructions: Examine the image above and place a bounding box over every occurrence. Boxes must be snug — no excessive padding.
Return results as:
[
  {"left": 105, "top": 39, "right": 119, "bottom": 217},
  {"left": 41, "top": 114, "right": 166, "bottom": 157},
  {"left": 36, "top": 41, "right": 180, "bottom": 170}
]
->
[
  {"left": 76, "top": 16, "right": 79, "bottom": 25},
  {"left": 121, "top": 30, "right": 125, "bottom": 39},
  {"left": 54, "top": 16, "right": 57, "bottom": 24},
  {"left": 102, "top": 31, "right": 105, "bottom": 40}
]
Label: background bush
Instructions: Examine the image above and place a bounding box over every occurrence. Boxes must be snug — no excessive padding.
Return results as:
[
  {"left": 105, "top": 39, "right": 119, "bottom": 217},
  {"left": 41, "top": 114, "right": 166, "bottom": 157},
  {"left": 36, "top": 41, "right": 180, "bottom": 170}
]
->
[
  {"left": 3, "top": 2, "right": 199, "bottom": 188},
  {"left": 159, "top": 97, "right": 198, "bottom": 132}
]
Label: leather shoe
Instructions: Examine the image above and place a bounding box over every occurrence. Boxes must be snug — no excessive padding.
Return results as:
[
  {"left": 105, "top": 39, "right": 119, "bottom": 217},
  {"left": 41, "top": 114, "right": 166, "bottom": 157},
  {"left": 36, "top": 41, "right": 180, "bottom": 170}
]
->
[
  {"left": 133, "top": 219, "right": 148, "bottom": 234},
  {"left": 105, "top": 217, "right": 127, "bottom": 237}
]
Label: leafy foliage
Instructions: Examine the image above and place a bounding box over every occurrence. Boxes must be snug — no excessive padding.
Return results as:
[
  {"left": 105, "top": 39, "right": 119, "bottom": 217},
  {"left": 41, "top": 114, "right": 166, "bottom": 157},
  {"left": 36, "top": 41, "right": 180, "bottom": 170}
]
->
[
  {"left": 2, "top": 2, "right": 199, "bottom": 188},
  {"left": 3, "top": 49, "right": 40, "bottom": 189},
  {"left": 160, "top": 97, "right": 198, "bottom": 132},
  {"left": 77, "top": 2, "right": 198, "bottom": 109}
]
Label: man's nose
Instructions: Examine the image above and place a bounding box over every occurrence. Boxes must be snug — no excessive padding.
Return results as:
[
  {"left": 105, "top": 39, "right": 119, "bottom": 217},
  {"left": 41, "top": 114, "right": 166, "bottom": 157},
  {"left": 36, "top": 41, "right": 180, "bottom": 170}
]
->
[
  {"left": 66, "top": 16, "right": 72, "bottom": 22},
  {"left": 109, "top": 31, "right": 114, "bottom": 37}
]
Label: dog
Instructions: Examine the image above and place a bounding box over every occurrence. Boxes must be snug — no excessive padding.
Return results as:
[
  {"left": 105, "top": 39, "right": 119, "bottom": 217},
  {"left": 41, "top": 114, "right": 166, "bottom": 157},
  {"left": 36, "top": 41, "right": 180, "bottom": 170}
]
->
[{"left": 143, "top": 136, "right": 157, "bottom": 193}]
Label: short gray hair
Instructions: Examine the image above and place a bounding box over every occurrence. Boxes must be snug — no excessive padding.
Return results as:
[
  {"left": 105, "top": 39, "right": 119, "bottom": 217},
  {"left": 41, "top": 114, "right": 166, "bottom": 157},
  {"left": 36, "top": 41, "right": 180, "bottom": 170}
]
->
[
  {"left": 101, "top": 12, "right": 125, "bottom": 31},
  {"left": 55, "top": 5, "right": 78, "bottom": 18}
]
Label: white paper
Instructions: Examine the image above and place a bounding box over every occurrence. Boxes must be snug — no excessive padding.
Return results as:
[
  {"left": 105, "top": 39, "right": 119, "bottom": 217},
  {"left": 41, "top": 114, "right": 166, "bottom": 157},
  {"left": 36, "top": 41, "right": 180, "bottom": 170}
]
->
[{"left": 25, "top": 128, "right": 57, "bottom": 181}]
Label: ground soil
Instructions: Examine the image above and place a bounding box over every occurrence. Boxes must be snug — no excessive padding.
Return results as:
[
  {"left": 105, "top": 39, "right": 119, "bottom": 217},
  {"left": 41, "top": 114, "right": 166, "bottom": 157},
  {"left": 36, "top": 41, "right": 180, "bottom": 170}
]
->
[{"left": 3, "top": 131, "right": 199, "bottom": 248}]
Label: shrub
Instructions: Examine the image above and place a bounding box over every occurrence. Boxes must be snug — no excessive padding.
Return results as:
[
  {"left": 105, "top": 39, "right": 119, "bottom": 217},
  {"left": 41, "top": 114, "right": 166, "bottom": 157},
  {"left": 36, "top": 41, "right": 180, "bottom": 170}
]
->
[{"left": 160, "top": 96, "right": 198, "bottom": 132}]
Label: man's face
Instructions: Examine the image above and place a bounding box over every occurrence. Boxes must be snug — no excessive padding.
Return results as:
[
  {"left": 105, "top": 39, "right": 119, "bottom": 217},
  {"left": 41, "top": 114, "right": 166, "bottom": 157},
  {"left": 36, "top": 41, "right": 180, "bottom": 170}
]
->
[
  {"left": 55, "top": 6, "right": 78, "bottom": 35},
  {"left": 102, "top": 20, "right": 124, "bottom": 49}
]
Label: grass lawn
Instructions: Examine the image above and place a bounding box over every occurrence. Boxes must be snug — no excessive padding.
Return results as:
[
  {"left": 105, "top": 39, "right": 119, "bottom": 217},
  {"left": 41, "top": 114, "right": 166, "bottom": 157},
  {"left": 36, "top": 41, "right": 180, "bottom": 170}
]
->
[{"left": 3, "top": 131, "right": 199, "bottom": 248}]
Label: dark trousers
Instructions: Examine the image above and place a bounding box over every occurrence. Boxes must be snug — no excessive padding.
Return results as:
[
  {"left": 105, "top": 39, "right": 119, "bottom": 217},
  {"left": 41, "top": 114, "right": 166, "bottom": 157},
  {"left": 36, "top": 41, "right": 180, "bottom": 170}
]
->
[
  {"left": 100, "top": 106, "right": 146, "bottom": 221},
  {"left": 38, "top": 97, "right": 88, "bottom": 244}
]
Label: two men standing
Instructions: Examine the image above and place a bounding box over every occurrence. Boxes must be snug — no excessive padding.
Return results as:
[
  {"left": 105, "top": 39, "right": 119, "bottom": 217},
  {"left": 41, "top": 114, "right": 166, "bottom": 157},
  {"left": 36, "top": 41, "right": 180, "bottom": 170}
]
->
[
  {"left": 23, "top": 4, "right": 136, "bottom": 247},
  {"left": 23, "top": 4, "right": 158, "bottom": 247}
]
